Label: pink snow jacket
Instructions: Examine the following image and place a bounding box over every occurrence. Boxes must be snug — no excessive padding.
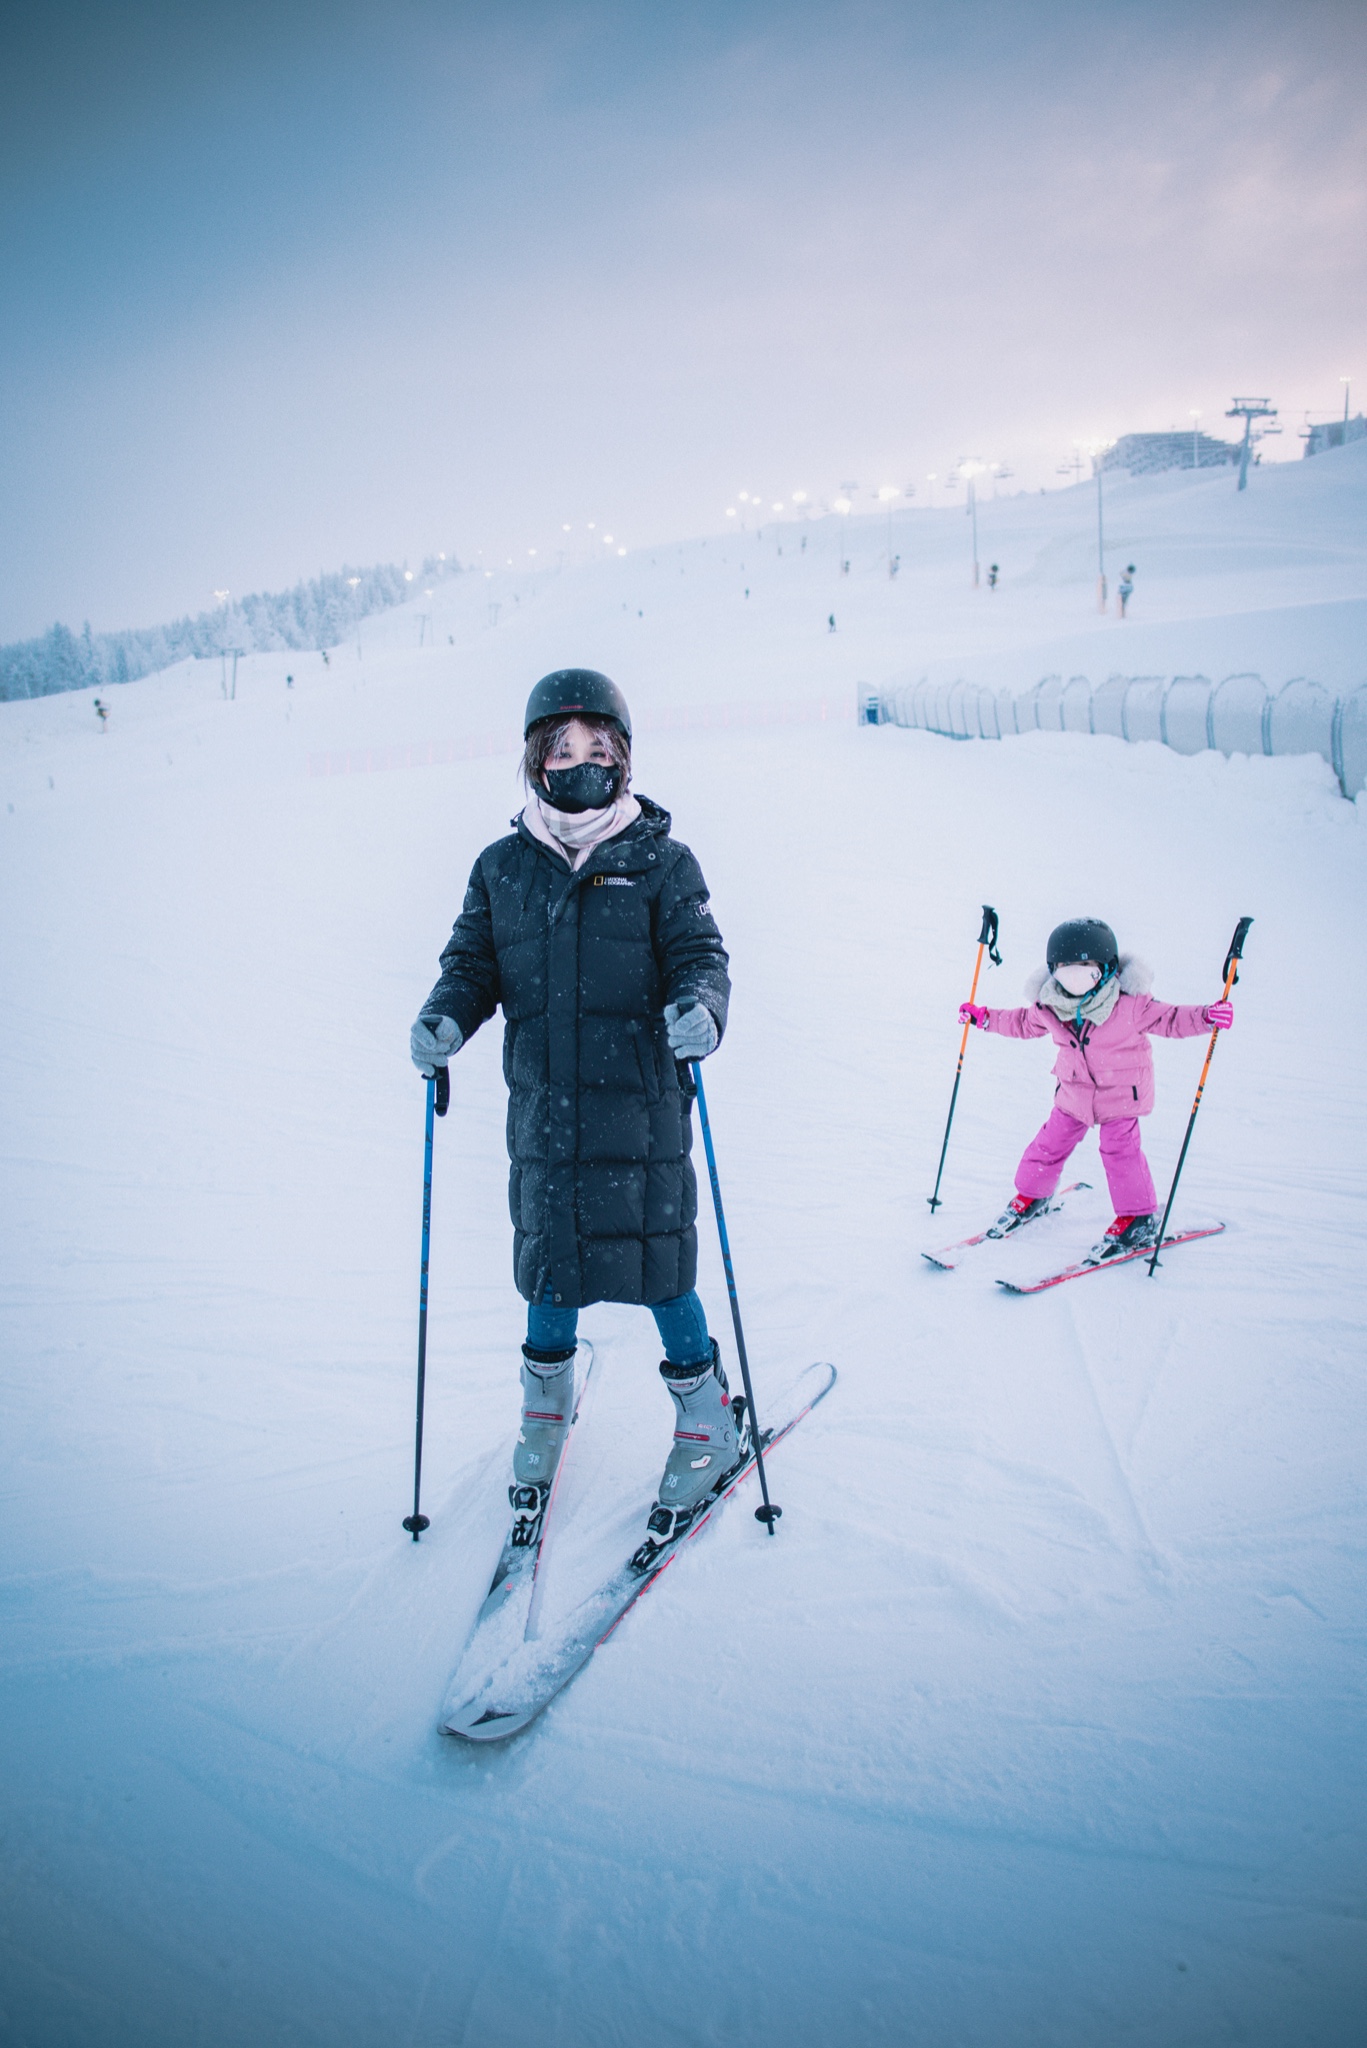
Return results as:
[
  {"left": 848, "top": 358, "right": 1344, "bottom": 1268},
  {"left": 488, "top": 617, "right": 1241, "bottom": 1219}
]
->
[{"left": 984, "top": 956, "right": 1212, "bottom": 1125}]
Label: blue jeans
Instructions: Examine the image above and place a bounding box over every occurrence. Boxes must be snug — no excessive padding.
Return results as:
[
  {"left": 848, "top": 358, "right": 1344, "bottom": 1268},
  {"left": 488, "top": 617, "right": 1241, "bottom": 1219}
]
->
[{"left": 526, "top": 1287, "right": 712, "bottom": 1366}]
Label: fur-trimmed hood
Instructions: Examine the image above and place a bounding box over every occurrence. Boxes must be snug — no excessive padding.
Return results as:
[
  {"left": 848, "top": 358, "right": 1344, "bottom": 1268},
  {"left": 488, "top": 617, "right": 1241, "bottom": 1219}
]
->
[{"left": 1024, "top": 954, "right": 1154, "bottom": 1004}]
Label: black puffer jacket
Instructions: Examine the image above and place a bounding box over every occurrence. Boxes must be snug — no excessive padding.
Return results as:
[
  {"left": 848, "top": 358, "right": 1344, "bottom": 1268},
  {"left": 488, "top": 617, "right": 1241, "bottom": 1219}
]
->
[{"left": 423, "top": 797, "right": 730, "bottom": 1309}]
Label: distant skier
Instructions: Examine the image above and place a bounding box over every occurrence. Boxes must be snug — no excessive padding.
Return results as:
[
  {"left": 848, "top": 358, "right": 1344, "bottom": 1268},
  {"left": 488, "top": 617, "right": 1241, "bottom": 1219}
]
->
[
  {"left": 959, "top": 918, "right": 1232, "bottom": 1263},
  {"left": 1117, "top": 565, "right": 1135, "bottom": 617},
  {"left": 987, "top": 563, "right": 999, "bottom": 591},
  {"left": 93, "top": 697, "right": 108, "bottom": 729},
  {"left": 285, "top": 674, "right": 294, "bottom": 689},
  {"left": 410, "top": 670, "right": 737, "bottom": 1565},
  {"left": 828, "top": 613, "right": 837, "bottom": 632},
  {"left": 321, "top": 648, "right": 331, "bottom": 666}
]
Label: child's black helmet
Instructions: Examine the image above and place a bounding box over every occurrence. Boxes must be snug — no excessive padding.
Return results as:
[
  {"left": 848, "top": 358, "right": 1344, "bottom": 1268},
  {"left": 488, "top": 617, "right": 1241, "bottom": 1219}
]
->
[
  {"left": 524, "top": 668, "right": 632, "bottom": 741},
  {"left": 1047, "top": 918, "right": 1119, "bottom": 975}
]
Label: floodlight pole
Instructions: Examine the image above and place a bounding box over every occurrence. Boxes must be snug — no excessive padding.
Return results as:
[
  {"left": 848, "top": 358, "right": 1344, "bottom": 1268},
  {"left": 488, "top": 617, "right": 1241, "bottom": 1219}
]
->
[{"left": 1095, "top": 457, "right": 1107, "bottom": 611}]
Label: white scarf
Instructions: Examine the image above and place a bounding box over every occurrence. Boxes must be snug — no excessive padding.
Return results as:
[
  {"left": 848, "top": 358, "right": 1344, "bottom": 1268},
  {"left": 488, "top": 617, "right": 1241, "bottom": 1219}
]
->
[
  {"left": 1036, "top": 972, "right": 1122, "bottom": 1029},
  {"left": 521, "top": 790, "right": 642, "bottom": 871}
]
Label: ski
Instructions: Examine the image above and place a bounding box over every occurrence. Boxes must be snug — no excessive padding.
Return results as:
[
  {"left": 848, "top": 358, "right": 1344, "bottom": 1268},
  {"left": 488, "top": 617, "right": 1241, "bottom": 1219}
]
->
[
  {"left": 440, "top": 1360, "right": 837, "bottom": 1744},
  {"left": 922, "top": 1182, "right": 1091, "bottom": 1270},
  {"left": 461, "top": 1339, "right": 599, "bottom": 1648},
  {"left": 997, "top": 1223, "right": 1225, "bottom": 1295}
]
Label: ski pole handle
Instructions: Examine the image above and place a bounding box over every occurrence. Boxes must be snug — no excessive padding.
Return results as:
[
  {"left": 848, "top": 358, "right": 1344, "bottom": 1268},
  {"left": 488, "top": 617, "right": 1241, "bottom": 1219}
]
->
[
  {"left": 1222, "top": 916, "right": 1254, "bottom": 989},
  {"left": 435, "top": 1065, "right": 450, "bottom": 1117},
  {"left": 960, "top": 907, "right": 1001, "bottom": 1045}
]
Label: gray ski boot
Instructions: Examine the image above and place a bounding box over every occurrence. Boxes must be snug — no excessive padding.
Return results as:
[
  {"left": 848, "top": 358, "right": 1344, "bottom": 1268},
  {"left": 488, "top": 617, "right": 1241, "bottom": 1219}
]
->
[
  {"left": 631, "top": 1340, "right": 744, "bottom": 1569},
  {"left": 510, "top": 1343, "right": 576, "bottom": 1549}
]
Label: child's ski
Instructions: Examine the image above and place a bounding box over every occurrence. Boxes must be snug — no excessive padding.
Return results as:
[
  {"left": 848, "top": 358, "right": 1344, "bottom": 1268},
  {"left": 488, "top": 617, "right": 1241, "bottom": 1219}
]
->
[
  {"left": 997, "top": 1224, "right": 1225, "bottom": 1295},
  {"left": 923, "top": 1182, "right": 1090, "bottom": 1270},
  {"left": 441, "top": 1362, "right": 837, "bottom": 1744}
]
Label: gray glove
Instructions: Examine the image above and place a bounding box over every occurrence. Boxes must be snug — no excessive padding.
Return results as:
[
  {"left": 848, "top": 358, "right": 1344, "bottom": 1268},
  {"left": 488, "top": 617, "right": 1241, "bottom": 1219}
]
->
[
  {"left": 410, "top": 1014, "right": 461, "bottom": 1075},
  {"left": 663, "top": 1000, "right": 719, "bottom": 1062}
]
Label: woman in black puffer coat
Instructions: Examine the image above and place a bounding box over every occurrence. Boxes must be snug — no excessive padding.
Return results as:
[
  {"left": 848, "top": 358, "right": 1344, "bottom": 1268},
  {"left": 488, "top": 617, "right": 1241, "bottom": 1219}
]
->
[{"left": 410, "top": 670, "right": 739, "bottom": 1555}]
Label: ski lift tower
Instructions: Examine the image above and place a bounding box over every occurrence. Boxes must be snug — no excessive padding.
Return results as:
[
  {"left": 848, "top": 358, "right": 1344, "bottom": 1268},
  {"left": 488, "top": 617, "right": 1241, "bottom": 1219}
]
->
[{"left": 1226, "top": 397, "right": 1277, "bottom": 491}]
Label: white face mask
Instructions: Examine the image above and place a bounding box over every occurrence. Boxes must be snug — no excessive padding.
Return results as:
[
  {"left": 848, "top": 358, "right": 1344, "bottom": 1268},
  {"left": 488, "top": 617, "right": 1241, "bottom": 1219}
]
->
[{"left": 1055, "top": 960, "right": 1103, "bottom": 997}]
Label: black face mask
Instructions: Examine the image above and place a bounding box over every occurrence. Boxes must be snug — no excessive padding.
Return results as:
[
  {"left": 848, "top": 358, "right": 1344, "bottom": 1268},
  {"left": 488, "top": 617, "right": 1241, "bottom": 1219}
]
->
[{"left": 540, "top": 761, "right": 622, "bottom": 813}]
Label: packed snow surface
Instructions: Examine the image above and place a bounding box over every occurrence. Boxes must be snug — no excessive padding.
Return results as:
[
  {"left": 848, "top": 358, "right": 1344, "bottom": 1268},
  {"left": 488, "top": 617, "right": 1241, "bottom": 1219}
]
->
[{"left": 2, "top": 450, "right": 1365, "bottom": 2045}]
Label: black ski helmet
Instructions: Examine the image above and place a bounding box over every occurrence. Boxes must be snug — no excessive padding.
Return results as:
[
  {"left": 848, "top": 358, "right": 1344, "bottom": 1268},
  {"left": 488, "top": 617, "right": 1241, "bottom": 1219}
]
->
[
  {"left": 1046, "top": 918, "right": 1119, "bottom": 976},
  {"left": 523, "top": 668, "right": 632, "bottom": 742}
]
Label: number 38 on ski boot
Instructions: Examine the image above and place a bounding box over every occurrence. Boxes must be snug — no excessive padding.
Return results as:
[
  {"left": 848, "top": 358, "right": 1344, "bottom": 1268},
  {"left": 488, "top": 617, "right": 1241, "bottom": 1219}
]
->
[
  {"left": 510, "top": 1343, "right": 576, "bottom": 1548},
  {"left": 631, "top": 1340, "right": 746, "bottom": 1572},
  {"left": 1084, "top": 1213, "right": 1159, "bottom": 1266}
]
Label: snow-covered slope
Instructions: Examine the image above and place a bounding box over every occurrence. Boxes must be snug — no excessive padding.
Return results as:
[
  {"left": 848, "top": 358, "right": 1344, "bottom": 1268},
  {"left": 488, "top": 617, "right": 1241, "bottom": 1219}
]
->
[{"left": 2, "top": 452, "right": 1365, "bottom": 2047}]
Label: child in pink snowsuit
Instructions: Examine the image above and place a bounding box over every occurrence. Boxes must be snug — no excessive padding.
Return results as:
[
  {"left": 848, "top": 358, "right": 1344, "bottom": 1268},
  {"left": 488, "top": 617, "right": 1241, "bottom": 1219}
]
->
[{"left": 961, "top": 917, "right": 1233, "bottom": 1256}]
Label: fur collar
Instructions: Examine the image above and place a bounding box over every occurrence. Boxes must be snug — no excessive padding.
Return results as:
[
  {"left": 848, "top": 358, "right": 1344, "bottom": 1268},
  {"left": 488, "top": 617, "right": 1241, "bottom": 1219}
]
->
[{"left": 1024, "top": 953, "right": 1153, "bottom": 1003}]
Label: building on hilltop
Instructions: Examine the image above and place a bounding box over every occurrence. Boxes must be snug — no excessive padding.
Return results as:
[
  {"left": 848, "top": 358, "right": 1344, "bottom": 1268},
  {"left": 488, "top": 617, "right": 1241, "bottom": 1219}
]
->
[
  {"left": 1303, "top": 414, "right": 1367, "bottom": 457},
  {"left": 1096, "top": 431, "right": 1240, "bottom": 477}
]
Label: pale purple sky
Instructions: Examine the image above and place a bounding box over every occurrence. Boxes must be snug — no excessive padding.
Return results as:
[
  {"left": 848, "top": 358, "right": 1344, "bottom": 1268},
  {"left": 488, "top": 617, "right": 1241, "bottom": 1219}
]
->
[{"left": 2, "top": 0, "right": 1363, "bottom": 639}]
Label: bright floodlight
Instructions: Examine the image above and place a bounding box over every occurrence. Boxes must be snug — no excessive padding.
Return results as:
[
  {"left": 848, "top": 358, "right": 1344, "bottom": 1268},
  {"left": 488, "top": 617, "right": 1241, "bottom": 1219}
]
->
[
  {"left": 214, "top": 588, "right": 229, "bottom": 602},
  {"left": 877, "top": 484, "right": 899, "bottom": 501},
  {"left": 771, "top": 501, "right": 783, "bottom": 511},
  {"left": 726, "top": 508, "right": 737, "bottom": 517},
  {"left": 834, "top": 497, "right": 852, "bottom": 515},
  {"left": 617, "top": 547, "right": 626, "bottom": 556},
  {"left": 404, "top": 571, "right": 413, "bottom": 581},
  {"left": 563, "top": 523, "right": 571, "bottom": 532},
  {"left": 604, "top": 534, "right": 614, "bottom": 544},
  {"left": 791, "top": 490, "right": 808, "bottom": 503}
]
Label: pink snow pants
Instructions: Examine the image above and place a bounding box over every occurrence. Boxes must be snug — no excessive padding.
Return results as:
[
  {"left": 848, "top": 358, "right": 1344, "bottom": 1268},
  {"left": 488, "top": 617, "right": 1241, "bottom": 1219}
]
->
[{"left": 1015, "top": 1108, "right": 1157, "bottom": 1215}]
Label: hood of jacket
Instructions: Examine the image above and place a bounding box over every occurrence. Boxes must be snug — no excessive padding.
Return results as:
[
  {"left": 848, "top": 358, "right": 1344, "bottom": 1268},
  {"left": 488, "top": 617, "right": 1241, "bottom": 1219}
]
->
[{"left": 1024, "top": 954, "right": 1154, "bottom": 1004}]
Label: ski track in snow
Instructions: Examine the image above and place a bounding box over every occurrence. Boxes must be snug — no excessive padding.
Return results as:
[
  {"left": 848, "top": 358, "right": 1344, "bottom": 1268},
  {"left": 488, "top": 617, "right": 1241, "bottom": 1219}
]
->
[{"left": 2, "top": 451, "right": 1366, "bottom": 2045}]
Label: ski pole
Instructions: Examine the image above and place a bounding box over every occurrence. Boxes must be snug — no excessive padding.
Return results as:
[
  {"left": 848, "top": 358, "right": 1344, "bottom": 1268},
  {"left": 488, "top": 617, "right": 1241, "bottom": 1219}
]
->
[
  {"left": 1148, "top": 917, "right": 1252, "bottom": 1276},
  {"left": 404, "top": 1063, "right": 450, "bottom": 1538},
  {"left": 690, "top": 1061, "right": 781, "bottom": 1535},
  {"left": 928, "top": 904, "right": 1002, "bottom": 1211}
]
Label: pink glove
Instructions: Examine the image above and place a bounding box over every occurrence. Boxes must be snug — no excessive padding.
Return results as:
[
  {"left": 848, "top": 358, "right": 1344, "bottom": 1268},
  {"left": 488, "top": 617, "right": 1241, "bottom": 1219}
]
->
[
  {"left": 1205, "top": 1001, "right": 1233, "bottom": 1030},
  {"left": 959, "top": 1002, "right": 989, "bottom": 1029}
]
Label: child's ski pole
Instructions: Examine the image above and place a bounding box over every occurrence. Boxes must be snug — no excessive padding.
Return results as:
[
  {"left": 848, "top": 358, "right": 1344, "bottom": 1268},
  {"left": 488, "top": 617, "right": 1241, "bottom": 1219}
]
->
[
  {"left": 691, "top": 1061, "right": 780, "bottom": 1534},
  {"left": 928, "top": 904, "right": 1001, "bottom": 1211},
  {"left": 404, "top": 1064, "right": 450, "bottom": 1538},
  {"left": 1148, "top": 917, "right": 1252, "bottom": 1276}
]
